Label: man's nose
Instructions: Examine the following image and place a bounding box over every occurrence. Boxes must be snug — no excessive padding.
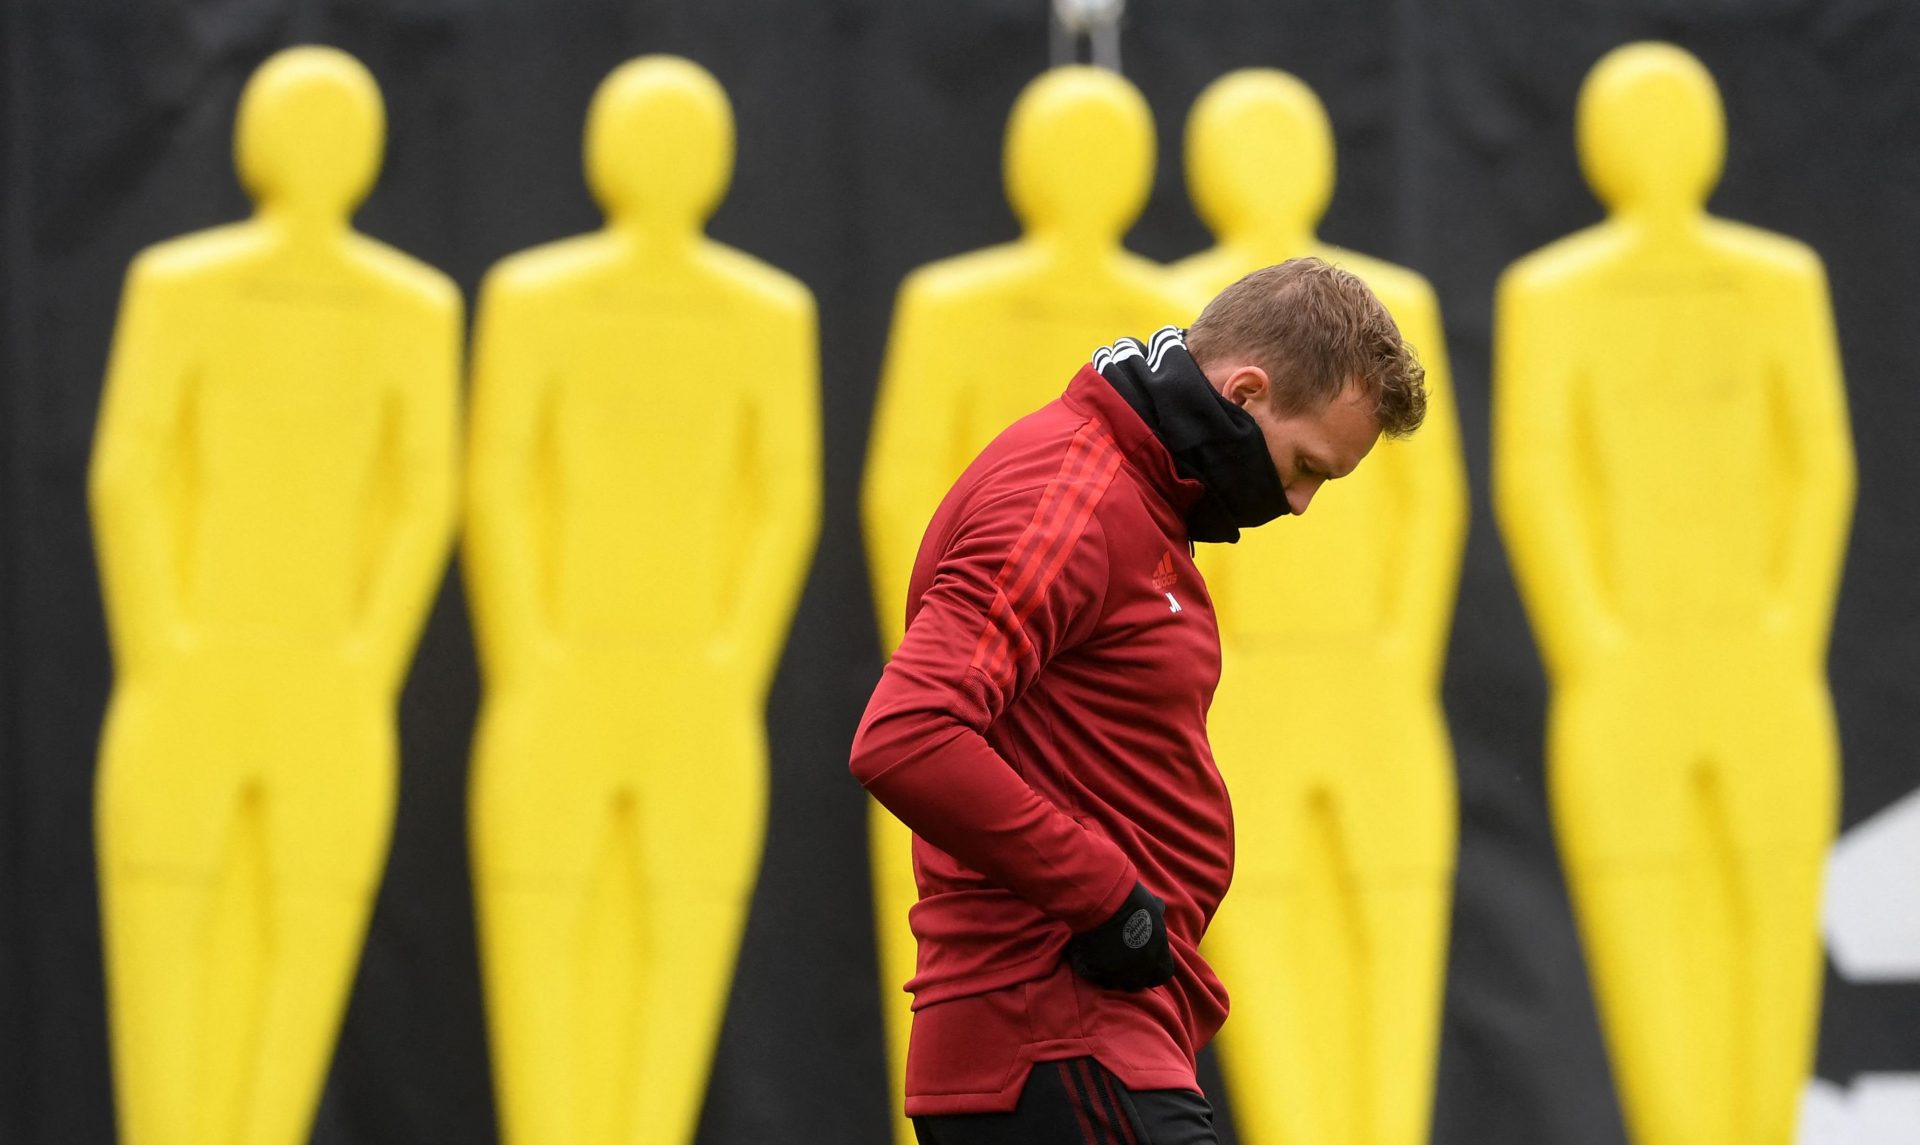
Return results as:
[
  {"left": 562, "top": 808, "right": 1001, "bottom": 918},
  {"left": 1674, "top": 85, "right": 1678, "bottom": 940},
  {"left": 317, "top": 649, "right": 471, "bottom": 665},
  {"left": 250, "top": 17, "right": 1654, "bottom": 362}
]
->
[{"left": 1287, "top": 478, "right": 1323, "bottom": 516}]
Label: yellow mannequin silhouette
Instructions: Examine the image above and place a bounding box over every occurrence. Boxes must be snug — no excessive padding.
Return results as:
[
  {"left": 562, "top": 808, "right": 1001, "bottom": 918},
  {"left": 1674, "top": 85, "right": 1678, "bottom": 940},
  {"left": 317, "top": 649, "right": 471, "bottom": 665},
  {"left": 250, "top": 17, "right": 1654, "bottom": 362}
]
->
[
  {"left": 1172, "top": 70, "right": 1467, "bottom": 1145},
  {"left": 89, "top": 47, "right": 460, "bottom": 1145},
  {"left": 465, "top": 56, "right": 819, "bottom": 1145},
  {"left": 1493, "top": 43, "right": 1854, "bottom": 1145},
  {"left": 860, "top": 66, "right": 1189, "bottom": 1144}
]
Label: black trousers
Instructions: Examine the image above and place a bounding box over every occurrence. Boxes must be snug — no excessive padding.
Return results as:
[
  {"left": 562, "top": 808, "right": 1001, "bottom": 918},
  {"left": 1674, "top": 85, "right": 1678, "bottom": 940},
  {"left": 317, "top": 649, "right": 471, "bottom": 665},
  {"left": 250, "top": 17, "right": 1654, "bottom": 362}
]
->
[{"left": 912, "top": 1057, "right": 1218, "bottom": 1145}]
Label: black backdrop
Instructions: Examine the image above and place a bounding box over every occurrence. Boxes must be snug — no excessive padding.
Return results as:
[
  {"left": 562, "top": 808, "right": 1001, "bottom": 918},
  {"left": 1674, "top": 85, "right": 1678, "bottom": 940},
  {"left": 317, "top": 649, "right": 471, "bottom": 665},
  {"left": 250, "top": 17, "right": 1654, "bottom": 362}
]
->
[{"left": 4, "top": 2, "right": 1918, "bottom": 1143}]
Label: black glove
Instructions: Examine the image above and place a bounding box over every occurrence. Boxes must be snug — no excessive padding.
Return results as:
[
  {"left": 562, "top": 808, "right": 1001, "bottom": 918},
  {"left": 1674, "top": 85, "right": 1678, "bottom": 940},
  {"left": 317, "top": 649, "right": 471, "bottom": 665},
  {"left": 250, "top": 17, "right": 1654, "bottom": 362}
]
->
[{"left": 1066, "top": 881, "right": 1175, "bottom": 991}]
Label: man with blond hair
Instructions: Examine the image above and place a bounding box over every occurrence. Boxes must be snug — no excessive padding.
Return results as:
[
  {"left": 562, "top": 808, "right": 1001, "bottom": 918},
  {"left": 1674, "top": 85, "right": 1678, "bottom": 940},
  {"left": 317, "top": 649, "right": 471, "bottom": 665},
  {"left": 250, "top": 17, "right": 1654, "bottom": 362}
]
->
[{"left": 851, "top": 257, "right": 1427, "bottom": 1144}]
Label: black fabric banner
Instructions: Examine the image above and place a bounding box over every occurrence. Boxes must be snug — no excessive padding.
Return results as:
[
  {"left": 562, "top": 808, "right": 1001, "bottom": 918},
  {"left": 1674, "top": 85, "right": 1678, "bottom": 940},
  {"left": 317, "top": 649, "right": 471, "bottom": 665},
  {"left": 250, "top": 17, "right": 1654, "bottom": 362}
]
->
[{"left": 3, "top": 2, "right": 1916, "bottom": 1142}]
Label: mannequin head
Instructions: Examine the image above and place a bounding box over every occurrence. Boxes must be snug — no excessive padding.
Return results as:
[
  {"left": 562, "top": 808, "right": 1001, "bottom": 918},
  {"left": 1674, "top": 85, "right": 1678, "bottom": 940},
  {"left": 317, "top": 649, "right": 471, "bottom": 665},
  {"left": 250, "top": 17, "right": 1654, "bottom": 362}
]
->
[
  {"left": 1186, "top": 69, "right": 1333, "bottom": 243},
  {"left": 1578, "top": 42, "right": 1724, "bottom": 217},
  {"left": 1005, "top": 67, "right": 1154, "bottom": 244},
  {"left": 235, "top": 46, "right": 384, "bottom": 222},
  {"left": 586, "top": 55, "right": 734, "bottom": 233}
]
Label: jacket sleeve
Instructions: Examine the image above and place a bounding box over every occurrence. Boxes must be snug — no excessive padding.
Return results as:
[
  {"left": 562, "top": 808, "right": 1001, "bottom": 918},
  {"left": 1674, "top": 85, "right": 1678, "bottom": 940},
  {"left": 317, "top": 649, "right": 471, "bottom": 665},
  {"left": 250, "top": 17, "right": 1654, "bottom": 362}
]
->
[{"left": 850, "top": 474, "right": 1137, "bottom": 934}]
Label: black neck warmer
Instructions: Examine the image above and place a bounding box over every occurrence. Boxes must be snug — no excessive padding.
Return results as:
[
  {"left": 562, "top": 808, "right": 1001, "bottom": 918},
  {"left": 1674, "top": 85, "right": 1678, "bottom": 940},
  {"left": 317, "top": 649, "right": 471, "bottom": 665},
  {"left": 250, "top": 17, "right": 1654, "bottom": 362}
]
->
[{"left": 1094, "top": 326, "right": 1290, "bottom": 544}]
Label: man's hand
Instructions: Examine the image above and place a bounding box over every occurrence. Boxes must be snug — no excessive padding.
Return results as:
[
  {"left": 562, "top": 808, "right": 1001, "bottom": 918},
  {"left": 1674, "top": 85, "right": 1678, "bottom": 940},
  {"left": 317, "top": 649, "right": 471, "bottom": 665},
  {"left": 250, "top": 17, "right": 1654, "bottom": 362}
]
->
[{"left": 1067, "top": 881, "right": 1175, "bottom": 991}]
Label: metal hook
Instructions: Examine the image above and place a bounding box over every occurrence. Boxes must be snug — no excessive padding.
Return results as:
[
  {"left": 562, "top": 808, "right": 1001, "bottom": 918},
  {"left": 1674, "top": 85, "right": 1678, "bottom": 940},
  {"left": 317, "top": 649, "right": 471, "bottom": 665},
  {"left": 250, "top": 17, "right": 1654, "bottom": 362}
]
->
[{"left": 1050, "top": 0, "right": 1125, "bottom": 72}]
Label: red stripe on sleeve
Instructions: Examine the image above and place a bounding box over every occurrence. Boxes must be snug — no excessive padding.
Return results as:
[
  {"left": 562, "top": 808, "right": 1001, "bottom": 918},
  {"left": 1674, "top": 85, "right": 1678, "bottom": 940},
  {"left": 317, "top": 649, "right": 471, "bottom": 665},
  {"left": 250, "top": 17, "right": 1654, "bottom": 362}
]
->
[
  {"left": 992, "top": 430, "right": 1095, "bottom": 610},
  {"left": 968, "top": 423, "right": 1121, "bottom": 688},
  {"left": 981, "top": 434, "right": 1120, "bottom": 683},
  {"left": 967, "top": 429, "right": 1095, "bottom": 683}
]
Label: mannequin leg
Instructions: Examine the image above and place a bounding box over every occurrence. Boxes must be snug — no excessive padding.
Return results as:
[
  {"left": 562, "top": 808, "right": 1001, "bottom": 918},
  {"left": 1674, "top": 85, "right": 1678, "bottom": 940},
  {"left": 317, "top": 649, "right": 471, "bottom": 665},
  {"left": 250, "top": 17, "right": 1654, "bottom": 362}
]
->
[
  {"left": 1349, "top": 706, "right": 1457, "bottom": 1145},
  {"left": 475, "top": 684, "right": 767, "bottom": 1145},
  {"left": 97, "top": 689, "right": 253, "bottom": 1145},
  {"left": 472, "top": 693, "right": 609, "bottom": 1145},
  {"left": 232, "top": 880, "right": 386, "bottom": 1144},
  {"left": 478, "top": 876, "right": 596, "bottom": 1145},
  {"left": 1555, "top": 688, "right": 1739, "bottom": 1145},
  {"left": 1570, "top": 859, "right": 1740, "bottom": 1145},
  {"left": 99, "top": 684, "right": 394, "bottom": 1145},
  {"left": 1721, "top": 680, "right": 1839, "bottom": 1145},
  {"left": 1352, "top": 870, "right": 1453, "bottom": 1145},
  {"left": 1202, "top": 659, "right": 1328, "bottom": 1145},
  {"left": 1209, "top": 792, "right": 1353, "bottom": 1145},
  {"left": 625, "top": 720, "right": 766, "bottom": 1145},
  {"left": 101, "top": 868, "right": 242, "bottom": 1145},
  {"left": 235, "top": 727, "right": 395, "bottom": 1145},
  {"left": 585, "top": 808, "right": 649, "bottom": 1143},
  {"left": 195, "top": 791, "right": 273, "bottom": 1145},
  {"left": 1737, "top": 847, "right": 1827, "bottom": 1145},
  {"left": 870, "top": 801, "right": 919, "bottom": 1145}
]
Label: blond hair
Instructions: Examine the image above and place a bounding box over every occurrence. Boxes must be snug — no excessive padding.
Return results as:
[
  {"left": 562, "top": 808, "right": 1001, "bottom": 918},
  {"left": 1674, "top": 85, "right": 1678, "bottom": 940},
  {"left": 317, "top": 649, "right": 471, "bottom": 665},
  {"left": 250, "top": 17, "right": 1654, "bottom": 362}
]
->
[{"left": 1186, "top": 257, "right": 1427, "bottom": 438}]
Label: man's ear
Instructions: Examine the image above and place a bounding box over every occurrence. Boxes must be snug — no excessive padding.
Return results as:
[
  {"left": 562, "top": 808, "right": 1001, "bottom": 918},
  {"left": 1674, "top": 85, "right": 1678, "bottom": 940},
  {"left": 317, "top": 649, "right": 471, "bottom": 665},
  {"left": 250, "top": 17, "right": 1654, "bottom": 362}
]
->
[{"left": 1220, "top": 364, "right": 1271, "bottom": 409}]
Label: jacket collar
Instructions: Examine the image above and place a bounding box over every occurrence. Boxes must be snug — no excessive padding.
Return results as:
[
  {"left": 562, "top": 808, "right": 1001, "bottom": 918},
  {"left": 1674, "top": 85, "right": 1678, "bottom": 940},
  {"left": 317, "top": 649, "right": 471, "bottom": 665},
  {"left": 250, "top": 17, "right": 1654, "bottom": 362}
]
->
[{"left": 1061, "top": 364, "right": 1207, "bottom": 518}]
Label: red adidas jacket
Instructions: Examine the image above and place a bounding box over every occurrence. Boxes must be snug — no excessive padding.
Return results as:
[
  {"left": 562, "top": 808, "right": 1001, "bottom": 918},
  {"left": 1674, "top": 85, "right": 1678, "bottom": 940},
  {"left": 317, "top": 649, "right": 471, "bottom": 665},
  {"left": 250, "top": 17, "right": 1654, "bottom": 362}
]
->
[{"left": 851, "top": 364, "right": 1235, "bottom": 1115}]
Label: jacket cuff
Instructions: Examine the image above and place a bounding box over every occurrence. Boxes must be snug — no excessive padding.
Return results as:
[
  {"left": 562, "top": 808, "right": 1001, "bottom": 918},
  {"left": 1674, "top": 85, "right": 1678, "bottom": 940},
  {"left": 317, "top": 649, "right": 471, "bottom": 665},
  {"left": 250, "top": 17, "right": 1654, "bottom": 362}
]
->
[{"left": 1060, "top": 860, "right": 1139, "bottom": 934}]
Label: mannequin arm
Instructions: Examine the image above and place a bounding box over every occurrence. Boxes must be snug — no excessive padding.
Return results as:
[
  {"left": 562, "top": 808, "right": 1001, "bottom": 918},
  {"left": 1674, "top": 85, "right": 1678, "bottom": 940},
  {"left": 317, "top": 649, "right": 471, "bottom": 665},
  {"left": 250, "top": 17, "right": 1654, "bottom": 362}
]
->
[
  {"left": 1381, "top": 284, "right": 1468, "bottom": 685},
  {"left": 861, "top": 280, "right": 951, "bottom": 653},
  {"left": 463, "top": 275, "right": 554, "bottom": 684},
  {"left": 1769, "top": 260, "right": 1856, "bottom": 665},
  {"left": 355, "top": 291, "right": 461, "bottom": 694},
  {"left": 89, "top": 259, "right": 192, "bottom": 677},
  {"left": 720, "top": 299, "right": 823, "bottom": 694},
  {"left": 1492, "top": 276, "right": 1619, "bottom": 679}
]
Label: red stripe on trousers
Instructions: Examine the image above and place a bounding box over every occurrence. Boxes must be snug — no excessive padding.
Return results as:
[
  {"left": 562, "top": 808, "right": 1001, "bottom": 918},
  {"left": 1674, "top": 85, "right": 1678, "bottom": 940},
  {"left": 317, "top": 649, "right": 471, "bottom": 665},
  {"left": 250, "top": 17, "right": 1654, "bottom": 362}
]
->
[
  {"left": 1096, "top": 1064, "right": 1141, "bottom": 1145},
  {"left": 1058, "top": 1060, "right": 1103, "bottom": 1144},
  {"left": 1074, "top": 1058, "right": 1122, "bottom": 1144}
]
